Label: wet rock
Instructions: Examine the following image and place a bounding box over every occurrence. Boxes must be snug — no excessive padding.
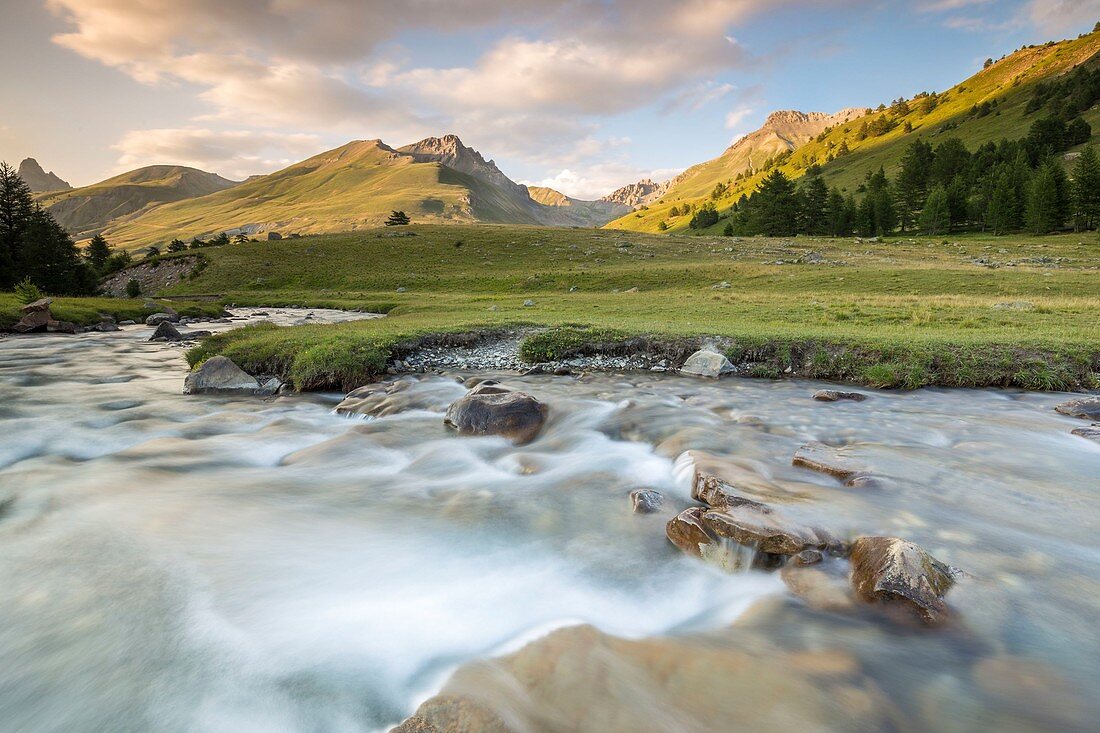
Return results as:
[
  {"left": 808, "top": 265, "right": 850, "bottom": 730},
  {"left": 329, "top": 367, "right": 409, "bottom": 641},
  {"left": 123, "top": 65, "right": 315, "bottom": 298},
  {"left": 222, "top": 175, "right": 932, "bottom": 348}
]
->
[
  {"left": 145, "top": 312, "right": 179, "bottom": 326},
  {"left": 1070, "top": 426, "right": 1100, "bottom": 443},
  {"left": 118, "top": 320, "right": 136, "bottom": 326},
  {"left": 665, "top": 507, "right": 716, "bottom": 557},
  {"left": 183, "top": 355, "right": 262, "bottom": 395},
  {"left": 467, "top": 380, "right": 512, "bottom": 396},
  {"left": 812, "top": 389, "right": 866, "bottom": 402},
  {"left": 335, "top": 379, "right": 456, "bottom": 417},
  {"left": 45, "top": 320, "right": 78, "bottom": 334},
  {"left": 184, "top": 330, "right": 213, "bottom": 339},
  {"left": 629, "top": 488, "right": 663, "bottom": 514},
  {"left": 94, "top": 321, "right": 120, "bottom": 332},
  {"left": 390, "top": 694, "right": 509, "bottom": 733},
  {"left": 1054, "top": 397, "right": 1100, "bottom": 421},
  {"left": 849, "top": 536, "right": 957, "bottom": 623},
  {"left": 21, "top": 297, "right": 52, "bottom": 313},
  {"left": 781, "top": 560, "right": 858, "bottom": 613},
  {"left": 793, "top": 549, "right": 824, "bottom": 566},
  {"left": 792, "top": 442, "right": 868, "bottom": 482},
  {"left": 701, "top": 503, "right": 830, "bottom": 556},
  {"left": 444, "top": 391, "right": 547, "bottom": 444},
  {"left": 680, "top": 349, "right": 735, "bottom": 378},
  {"left": 149, "top": 321, "right": 182, "bottom": 341},
  {"left": 691, "top": 472, "right": 750, "bottom": 509}
]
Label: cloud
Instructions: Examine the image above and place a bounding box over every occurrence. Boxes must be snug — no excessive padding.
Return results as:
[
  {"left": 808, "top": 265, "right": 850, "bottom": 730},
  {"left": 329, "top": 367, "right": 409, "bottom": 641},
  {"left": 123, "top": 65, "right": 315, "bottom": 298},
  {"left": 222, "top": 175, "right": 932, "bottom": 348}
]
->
[
  {"left": 524, "top": 163, "right": 683, "bottom": 200},
  {"left": 917, "top": 0, "right": 993, "bottom": 12},
  {"left": 111, "top": 128, "right": 325, "bottom": 179},
  {"left": 724, "top": 106, "right": 757, "bottom": 129},
  {"left": 1023, "top": 0, "right": 1098, "bottom": 33}
]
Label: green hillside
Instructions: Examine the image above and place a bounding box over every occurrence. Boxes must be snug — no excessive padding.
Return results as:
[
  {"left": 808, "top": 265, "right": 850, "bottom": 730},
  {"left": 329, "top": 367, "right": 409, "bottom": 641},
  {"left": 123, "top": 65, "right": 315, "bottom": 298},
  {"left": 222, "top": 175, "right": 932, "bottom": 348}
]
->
[
  {"left": 37, "top": 165, "right": 237, "bottom": 240},
  {"left": 610, "top": 30, "right": 1100, "bottom": 234}
]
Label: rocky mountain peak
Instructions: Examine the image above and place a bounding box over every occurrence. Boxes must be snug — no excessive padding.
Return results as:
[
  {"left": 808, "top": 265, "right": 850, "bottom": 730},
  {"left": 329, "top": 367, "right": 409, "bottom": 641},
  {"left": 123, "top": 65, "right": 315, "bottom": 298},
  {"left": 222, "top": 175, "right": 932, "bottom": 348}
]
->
[
  {"left": 398, "top": 134, "right": 523, "bottom": 195},
  {"left": 601, "top": 178, "right": 668, "bottom": 208},
  {"left": 18, "top": 158, "right": 71, "bottom": 192}
]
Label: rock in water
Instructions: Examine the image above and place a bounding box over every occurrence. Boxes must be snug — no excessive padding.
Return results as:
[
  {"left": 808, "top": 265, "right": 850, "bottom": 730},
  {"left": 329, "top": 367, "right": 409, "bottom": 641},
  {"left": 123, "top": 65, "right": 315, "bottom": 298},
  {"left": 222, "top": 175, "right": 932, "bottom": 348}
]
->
[
  {"left": 629, "top": 488, "right": 663, "bottom": 514},
  {"left": 1055, "top": 397, "right": 1100, "bottom": 421},
  {"left": 444, "top": 391, "right": 547, "bottom": 444},
  {"left": 149, "top": 321, "right": 182, "bottom": 341},
  {"left": 145, "top": 312, "right": 180, "bottom": 325},
  {"left": 848, "top": 536, "right": 957, "bottom": 624},
  {"left": 10, "top": 297, "right": 54, "bottom": 333},
  {"left": 183, "top": 355, "right": 262, "bottom": 395},
  {"left": 45, "top": 320, "right": 78, "bottom": 334},
  {"left": 812, "top": 389, "right": 866, "bottom": 402},
  {"left": 792, "top": 442, "right": 869, "bottom": 483},
  {"left": 665, "top": 507, "right": 716, "bottom": 557},
  {"left": 680, "top": 349, "right": 735, "bottom": 378},
  {"left": 701, "top": 503, "right": 831, "bottom": 556},
  {"left": 1070, "top": 426, "right": 1100, "bottom": 444}
]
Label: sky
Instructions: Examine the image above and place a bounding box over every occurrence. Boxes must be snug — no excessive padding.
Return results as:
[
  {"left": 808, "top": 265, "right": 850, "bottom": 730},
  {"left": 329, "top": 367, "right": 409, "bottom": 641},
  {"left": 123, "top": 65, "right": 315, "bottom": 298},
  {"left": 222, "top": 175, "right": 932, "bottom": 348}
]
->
[{"left": 0, "top": 1, "right": 1096, "bottom": 198}]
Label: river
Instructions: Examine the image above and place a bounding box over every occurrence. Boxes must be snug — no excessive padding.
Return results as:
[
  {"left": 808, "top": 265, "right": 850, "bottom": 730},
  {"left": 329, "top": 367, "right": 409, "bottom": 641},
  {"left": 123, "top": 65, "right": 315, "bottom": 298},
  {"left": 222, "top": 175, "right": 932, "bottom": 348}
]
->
[{"left": 0, "top": 310, "right": 1097, "bottom": 732}]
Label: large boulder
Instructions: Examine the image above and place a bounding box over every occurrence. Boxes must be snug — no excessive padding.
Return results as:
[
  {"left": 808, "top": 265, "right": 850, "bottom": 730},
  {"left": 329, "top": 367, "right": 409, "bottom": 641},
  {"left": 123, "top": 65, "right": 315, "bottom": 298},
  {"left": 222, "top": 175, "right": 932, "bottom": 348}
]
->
[
  {"left": 149, "top": 321, "right": 182, "bottom": 341},
  {"left": 1055, "top": 397, "right": 1100, "bottom": 421},
  {"left": 10, "top": 298, "right": 54, "bottom": 333},
  {"left": 145, "top": 312, "right": 180, "bottom": 325},
  {"left": 680, "top": 349, "right": 735, "bottom": 378},
  {"left": 444, "top": 390, "right": 547, "bottom": 444},
  {"left": 665, "top": 507, "right": 716, "bottom": 557},
  {"left": 848, "top": 536, "right": 957, "bottom": 624},
  {"left": 183, "top": 355, "right": 269, "bottom": 396}
]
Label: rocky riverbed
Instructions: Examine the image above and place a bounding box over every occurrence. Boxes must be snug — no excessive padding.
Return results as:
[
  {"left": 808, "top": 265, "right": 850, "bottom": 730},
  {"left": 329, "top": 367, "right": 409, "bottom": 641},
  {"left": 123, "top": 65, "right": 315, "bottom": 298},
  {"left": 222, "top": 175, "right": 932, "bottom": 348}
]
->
[{"left": 0, "top": 319, "right": 1098, "bottom": 732}]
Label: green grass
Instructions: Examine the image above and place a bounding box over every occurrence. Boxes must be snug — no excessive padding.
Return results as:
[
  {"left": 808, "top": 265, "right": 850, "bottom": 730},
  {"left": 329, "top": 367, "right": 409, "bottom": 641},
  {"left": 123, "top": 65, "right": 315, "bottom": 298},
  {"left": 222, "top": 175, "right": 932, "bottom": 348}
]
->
[
  {"left": 116, "top": 223, "right": 1100, "bottom": 392},
  {"left": 0, "top": 294, "right": 226, "bottom": 329}
]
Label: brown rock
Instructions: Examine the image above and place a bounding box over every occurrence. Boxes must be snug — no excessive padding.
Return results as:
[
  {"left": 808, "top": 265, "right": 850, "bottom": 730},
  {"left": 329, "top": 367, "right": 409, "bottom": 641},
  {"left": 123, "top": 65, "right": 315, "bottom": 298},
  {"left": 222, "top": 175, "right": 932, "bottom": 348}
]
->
[
  {"left": 781, "top": 561, "right": 859, "bottom": 613},
  {"left": 444, "top": 391, "right": 547, "bottom": 444},
  {"left": 629, "top": 488, "right": 663, "bottom": 514},
  {"left": 45, "top": 320, "right": 77, "bottom": 334},
  {"left": 849, "top": 536, "right": 957, "bottom": 624},
  {"left": 813, "top": 389, "right": 866, "bottom": 402},
  {"left": 792, "top": 442, "right": 868, "bottom": 481},
  {"left": 665, "top": 507, "right": 716, "bottom": 557},
  {"left": 1070, "top": 426, "right": 1100, "bottom": 443},
  {"left": 10, "top": 308, "right": 52, "bottom": 333},
  {"left": 20, "top": 297, "right": 52, "bottom": 313},
  {"left": 701, "top": 504, "right": 829, "bottom": 556},
  {"left": 1055, "top": 397, "right": 1100, "bottom": 421},
  {"left": 467, "top": 380, "right": 513, "bottom": 396},
  {"left": 390, "top": 694, "right": 510, "bottom": 733}
]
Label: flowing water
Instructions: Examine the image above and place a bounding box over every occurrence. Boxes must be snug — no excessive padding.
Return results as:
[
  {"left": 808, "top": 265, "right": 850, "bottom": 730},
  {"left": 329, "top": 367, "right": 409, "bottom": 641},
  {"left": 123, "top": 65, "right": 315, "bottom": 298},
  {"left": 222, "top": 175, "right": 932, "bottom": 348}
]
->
[{"left": 0, "top": 312, "right": 1097, "bottom": 732}]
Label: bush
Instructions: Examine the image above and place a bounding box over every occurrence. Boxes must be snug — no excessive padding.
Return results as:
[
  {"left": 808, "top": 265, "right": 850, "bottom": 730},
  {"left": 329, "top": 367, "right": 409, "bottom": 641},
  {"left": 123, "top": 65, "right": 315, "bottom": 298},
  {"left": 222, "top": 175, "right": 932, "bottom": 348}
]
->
[
  {"left": 14, "top": 277, "right": 44, "bottom": 304},
  {"left": 126, "top": 278, "right": 141, "bottom": 298}
]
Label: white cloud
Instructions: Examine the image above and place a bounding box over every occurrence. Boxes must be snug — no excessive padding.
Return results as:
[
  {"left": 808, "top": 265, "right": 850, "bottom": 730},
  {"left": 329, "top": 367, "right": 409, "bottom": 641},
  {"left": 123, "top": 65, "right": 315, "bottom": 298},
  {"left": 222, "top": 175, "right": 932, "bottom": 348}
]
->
[
  {"left": 724, "top": 106, "right": 756, "bottom": 129},
  {"left": 524, "top": 163, "right": 682, "bottom": 200},
  {"left": 1023, "top": 0, "right": 1098, "bottom": 33},
  {"left": 111, "top": 128, "right": 325, "bottom": 180}
]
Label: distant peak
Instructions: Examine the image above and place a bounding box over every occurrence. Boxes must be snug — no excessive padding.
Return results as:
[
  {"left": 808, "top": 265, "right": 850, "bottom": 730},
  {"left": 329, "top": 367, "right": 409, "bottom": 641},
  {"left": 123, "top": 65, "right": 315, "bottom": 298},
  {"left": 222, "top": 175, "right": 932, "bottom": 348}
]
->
[{"left": 18, "top": 157, "right": 71, "bottom": 192}]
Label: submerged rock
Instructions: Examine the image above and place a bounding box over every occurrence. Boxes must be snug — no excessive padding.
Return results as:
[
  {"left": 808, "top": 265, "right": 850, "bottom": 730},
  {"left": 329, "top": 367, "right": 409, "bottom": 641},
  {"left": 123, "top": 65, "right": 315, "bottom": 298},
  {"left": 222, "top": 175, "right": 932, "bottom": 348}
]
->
[
  {"left": 781, "top": 559, "right": 858, "bottom": 613},
  {"left": 849, "top": 536, "right": 957, "bottom": 624},
  {"left": 792, "top": 442, "right": 869, "bottom": 483},
  {"left": 149, "top": 321, "right": 182, "bottom": 341},
  {"left": 444, "top": 390, "right": 547, "bottom": 444},
  {"left": 629, "top": 488, "right": 663, "bottom": 514},
  {"left": 680, "top": 349, "right": 735, "bottom": 378},
  {"left": 701, "top": 504, "right": 831, "bottom": 557},
  {"left": 1070, "top": 426, "right": 1100, "bottom": 444},
  {"left": 1055, "top": 397, "right": 1100, "bottom": 421},
  {"left": 183, "top": 355, "right": 266, "bottom": 395},
  {"left": 812, "top": 389, "right": 866, "bottom": 402}
]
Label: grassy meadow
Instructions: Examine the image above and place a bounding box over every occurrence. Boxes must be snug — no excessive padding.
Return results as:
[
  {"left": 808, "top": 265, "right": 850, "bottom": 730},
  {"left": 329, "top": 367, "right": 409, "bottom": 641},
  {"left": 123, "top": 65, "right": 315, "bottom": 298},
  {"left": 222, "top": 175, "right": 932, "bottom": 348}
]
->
[
  {"left": 0, "top": 294, "right": 225, "bottom": 330},
  {"left": 144, "top": 224, "right": 1100, "bottom": 391}
]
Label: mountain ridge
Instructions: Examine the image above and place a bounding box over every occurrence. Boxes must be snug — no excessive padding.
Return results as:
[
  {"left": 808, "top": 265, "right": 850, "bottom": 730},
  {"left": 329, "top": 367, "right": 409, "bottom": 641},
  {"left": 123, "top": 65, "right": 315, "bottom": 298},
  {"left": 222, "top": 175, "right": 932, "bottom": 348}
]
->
[{"left": 18, "top": 158, "right": 71, "bottom": 192}]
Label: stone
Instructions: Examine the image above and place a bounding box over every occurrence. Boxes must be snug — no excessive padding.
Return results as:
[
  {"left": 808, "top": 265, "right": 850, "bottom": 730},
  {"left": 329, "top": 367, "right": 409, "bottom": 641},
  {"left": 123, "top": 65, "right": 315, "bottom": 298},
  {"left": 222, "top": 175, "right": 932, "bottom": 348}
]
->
[
  {"left": 701, "top": 503, "right": 830, "bottom": 556},
  {"left": 10, "top": 306, "right": 53, "bottom": 333},
  {"left": 20, "top": 298, "right": 52, "bottom": 313},
  {"left": 118, "top": 320, "right": 136, "bottom": 326},
  {"left": 1054, "top": 397, "right": 1100, "bottom": 421},
  {"left": 45, "top": 320, "right": 78, "bottom": 334},
  {"left": 792, "top": 442, "right": 869, "bottom": 482},
  {"left": 812, "top": 389, "right": 866, "bottom": 402},
  {"left": 94, "top": 322, "right": 121, "bottom": 332},
  {"left": 665, "top": 507, "right": 716, "bottom": 557},
  {"left": 145, "top": 312, "right": 180, "bottom": 325},
  {"left": 183, "top": 355, "right": 262, "bottom": 395},
  {"left": 680, "top": 349, "right": 735, "bottom": 378},
  {"left": 466, "top": 380, "right": 512, "bottom": 396},
  {"left": 522, "top": 299, "right": 535, "bottom": 307},
  {"left": 1070, "top": 426, "right": 1100, "bottom": 443},
  {"left": 849, "top": 536, "right": 957, "bottom": 624},
  {"left": 184, "top": 330, "right": 213, "bottom": 339},
  {"left": 149, "top": 321, "right": 182, "bottom": 341},
  {"left": 267, "top": 231, "right": 282, "bottom": 240},
  {"left": 444, "top": 391, "right": 547, "bottom": 444},
  {"left": 390, "top": 695, "right": 509, "bottom": 733},
  {"left": 781, "top": 561, "right": 858, "bottom": 613},
  {"left": 629, "top": 488, "right": 663, "bottom": 514}
]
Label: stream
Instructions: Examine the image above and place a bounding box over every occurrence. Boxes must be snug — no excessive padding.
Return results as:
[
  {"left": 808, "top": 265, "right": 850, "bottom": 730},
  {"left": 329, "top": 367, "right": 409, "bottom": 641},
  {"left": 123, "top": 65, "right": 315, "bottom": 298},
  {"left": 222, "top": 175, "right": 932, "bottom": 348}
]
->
[{"left": 0, "top": 310, "right": 1097, "bottom": 732}]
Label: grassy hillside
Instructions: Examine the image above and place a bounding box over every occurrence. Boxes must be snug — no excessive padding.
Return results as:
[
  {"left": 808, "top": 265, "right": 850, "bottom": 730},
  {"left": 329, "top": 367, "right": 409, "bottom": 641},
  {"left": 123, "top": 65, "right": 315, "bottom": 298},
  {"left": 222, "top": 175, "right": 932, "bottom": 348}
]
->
[
  {"left": 117, "top": 224, "right": 1100, "bottom": 391},
  {"left": 37, "top": 165, "right": 237, "bottom": 240},
  {"left": 612, "top": 31, "right": 1100, "bottom": 234}
]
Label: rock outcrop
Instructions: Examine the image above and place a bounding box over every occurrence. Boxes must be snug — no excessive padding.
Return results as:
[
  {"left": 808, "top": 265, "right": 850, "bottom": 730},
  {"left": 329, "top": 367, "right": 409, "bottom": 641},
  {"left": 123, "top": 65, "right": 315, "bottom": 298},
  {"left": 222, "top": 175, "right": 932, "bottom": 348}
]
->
[{"left": 18, "top": 158, "right": 70, "bottom": 192}]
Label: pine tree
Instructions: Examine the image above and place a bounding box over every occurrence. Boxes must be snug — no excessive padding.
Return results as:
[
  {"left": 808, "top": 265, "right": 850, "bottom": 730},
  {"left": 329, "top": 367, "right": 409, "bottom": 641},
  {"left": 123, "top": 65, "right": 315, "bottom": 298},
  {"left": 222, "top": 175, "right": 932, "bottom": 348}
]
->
[
  {"left": 799, "top": 172, "right": 829, "bottom": 235},
  {"left": 1071, "top": 144, "right": 1100, "bottom": 230},
  {"left": 0, "top": 162, "right": 34, "bottom": 289},
  {"left": 752, "top": 170, "right": 798, "bottom": 236},
  {"left": 385, "top": 210, "right": 412, "bottom": 227},
  {"left": 85, "top": 234, "right": 112, "bottom": 273},
  {"left": 919, "top": 186, "right": 950, "bottom": 235},
  {"left": 167, "top": 238, "right": 187, "bottom": 253},
  {"left": 895, "top": 139, "right": 933, "bottom": 231},
  {"left": 988, "top": 172, "right": 1017, "bottom": 235},
  {"left": 1027, "top": 160, "right": 1069, "bottom": 233}
]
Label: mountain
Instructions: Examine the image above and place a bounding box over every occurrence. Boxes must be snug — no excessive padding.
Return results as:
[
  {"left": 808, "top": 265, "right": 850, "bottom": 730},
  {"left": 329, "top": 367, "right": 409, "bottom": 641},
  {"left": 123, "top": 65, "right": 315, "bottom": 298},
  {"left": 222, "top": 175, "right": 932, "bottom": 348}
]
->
[
  {"left": 36, "top": 165, "right": 238, "bottom": 240},
  {"left": 98, "top": 136, "right": 629, "bottom": 249},
  {"left": 601, "top": 178, "right": 668, "bottom": 208},
  {"left": 18, "top": 158, "right": 71, "bottom": 192},
  {"left": 528, "top": 186, "right": 631, "bottom": 226},
  {"left": 609, "top": 29, "right": 1100, "bottom": 233}
]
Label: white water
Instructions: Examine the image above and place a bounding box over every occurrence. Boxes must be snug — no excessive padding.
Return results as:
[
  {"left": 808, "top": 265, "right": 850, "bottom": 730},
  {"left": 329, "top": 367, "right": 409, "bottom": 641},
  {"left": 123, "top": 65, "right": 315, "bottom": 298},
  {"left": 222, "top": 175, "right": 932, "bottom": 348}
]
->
[{"left": 1, "top": 313, "right": 1098, "bottom": 732}]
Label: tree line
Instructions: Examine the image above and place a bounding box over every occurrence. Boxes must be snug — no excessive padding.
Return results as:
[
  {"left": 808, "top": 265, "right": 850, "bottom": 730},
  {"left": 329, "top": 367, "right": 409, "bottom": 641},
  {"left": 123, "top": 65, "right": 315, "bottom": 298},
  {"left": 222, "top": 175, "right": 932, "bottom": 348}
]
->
[
  {"left": 0, "top": 162, "right": 132, "bottom": 295},
  {"left": 701, "top": 133, "right": 1099, "bottom": 238}
]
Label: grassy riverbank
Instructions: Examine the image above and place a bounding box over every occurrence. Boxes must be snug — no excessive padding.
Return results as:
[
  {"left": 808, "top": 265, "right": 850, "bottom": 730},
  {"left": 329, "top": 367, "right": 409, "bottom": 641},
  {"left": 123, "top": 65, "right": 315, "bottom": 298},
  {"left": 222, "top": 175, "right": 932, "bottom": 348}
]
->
[
  {"left": 0, "top": 294, "right": 225, "bottom": 330},
  {"left": 160, "top": 224, "right": 1100, "bottom": 391}
]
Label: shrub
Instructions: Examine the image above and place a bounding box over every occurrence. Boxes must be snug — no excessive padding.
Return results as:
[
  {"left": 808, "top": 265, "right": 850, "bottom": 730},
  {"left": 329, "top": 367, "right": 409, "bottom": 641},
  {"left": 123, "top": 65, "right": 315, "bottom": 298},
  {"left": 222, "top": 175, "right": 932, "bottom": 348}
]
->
[
  {"left": 14, "top": 277, "right": 44, "bottom": 304},
  {"left": 126, "top": 278, "right": 141, "bottom": 298}
]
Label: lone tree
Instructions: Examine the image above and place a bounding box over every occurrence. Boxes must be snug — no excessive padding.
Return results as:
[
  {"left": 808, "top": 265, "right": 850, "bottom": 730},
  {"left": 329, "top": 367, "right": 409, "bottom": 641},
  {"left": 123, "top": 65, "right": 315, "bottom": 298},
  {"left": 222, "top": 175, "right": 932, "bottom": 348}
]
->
[
  {"left": 167, "top": 238, "right": 187, "bottom": 253},
  {"left": 385, "top": 210, "right": 411, "bottom": 226},
  {"left": 233, "top": 233, "right": 250, "bottom": 244},
  {"left": 85, "top": 234, "right": 112, "bottom": 273}
]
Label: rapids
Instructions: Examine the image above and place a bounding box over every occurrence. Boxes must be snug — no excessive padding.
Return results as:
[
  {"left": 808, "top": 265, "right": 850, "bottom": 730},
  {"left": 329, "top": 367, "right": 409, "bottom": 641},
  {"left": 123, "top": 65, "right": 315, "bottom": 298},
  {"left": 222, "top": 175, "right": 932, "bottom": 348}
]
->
[{"left": 0, "top": 310, "right": 1097, "bottom": 732}]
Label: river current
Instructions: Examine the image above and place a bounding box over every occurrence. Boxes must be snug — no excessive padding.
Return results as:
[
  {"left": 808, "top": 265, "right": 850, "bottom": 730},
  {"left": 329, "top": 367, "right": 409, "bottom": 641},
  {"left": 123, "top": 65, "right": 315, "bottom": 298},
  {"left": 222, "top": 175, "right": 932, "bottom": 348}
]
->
[{"left": 0, "top": 310, "right": 1097, "bottom": 732}]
